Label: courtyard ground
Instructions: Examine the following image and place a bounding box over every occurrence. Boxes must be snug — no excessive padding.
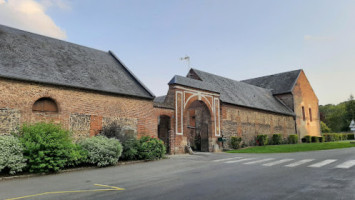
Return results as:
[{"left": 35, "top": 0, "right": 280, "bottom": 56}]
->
[{"left": 1, "top": 147, "right": 355, "bottom": 200}]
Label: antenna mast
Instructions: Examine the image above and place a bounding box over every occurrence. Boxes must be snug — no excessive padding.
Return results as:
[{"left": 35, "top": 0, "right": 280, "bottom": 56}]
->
[{"left": 180, "top": 55, "right": 190, "bottom": 69}]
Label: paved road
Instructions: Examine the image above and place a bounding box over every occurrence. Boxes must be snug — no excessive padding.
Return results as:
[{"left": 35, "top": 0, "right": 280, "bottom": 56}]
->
[{"left": 1, "top": 148, "right": 355, "bottom": 200}]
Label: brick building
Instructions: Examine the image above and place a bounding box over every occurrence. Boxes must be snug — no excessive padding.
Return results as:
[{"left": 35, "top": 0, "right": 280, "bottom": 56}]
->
[
  {"left": 0, "top": 25, "right": 157, "bottom": 140},
  {"left": 0, "top": 25, "right": 320, "bottom": 154},
  {"left": 155, "top": 69, "right": 321, "bottom": 153}
]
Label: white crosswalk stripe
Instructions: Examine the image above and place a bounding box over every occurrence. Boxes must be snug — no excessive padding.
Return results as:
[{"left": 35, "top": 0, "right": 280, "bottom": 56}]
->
[
  {"left": 215, "top": 157, "right": 355, "bottom": 170},
  {"left": 335, "top": 160, "right": 355, "bottom": 169},
  {"left": 308, "top": 159, "right": 337, "bottom": 168},
  {"left": 212, "top": 157, "right": 242, "bottom": 162},
  {"left": 224, "top": 158, "right": 256, "bottom": 164},
  {"left": 244, "top": 158, "right": 275, "bottom": 165},
  {"left": 263, "top": 159, "right": 294, "bottom": 166},
  {"left": 285, "top": 159, "right": 315, "bottom": 167}
]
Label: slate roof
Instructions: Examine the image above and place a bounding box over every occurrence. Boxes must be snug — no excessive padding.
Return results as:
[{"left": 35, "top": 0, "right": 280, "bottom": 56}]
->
[
  {"left": 0, "top": 24, "right": 154, "bottom": 99},
  {"left": 170, "top": 68, "right": 294, "bottom": 116},
  {"left": 241, "top": 70, "right": 302, "bottom": 94},
  {"left": 153, "top": 95, "right": 174, "bottom": 109},
  {"left": 168, "top": 75, "right": 220, "bottom": 93}
]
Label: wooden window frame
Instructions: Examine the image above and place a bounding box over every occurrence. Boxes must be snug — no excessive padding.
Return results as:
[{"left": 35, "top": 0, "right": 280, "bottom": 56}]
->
[{"left": 32, "top": 97, "right": 58, "bottom": 113}]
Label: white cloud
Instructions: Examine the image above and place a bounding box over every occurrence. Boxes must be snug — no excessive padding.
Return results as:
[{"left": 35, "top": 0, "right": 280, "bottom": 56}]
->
[
  {"left": 40, "top": 0, "right": 71, "bottom": 10},
  {"left": 0, "top": 0, "right": 67, "bottom": 39}
]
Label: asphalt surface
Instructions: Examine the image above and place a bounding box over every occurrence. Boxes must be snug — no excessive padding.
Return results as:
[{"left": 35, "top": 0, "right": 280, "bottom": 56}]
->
[{"left": 1, "top": 147, "right": 355, "bottom": 200}]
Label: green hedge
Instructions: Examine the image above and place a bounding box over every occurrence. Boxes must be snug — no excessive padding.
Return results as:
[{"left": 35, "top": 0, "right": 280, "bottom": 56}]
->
[
  {"left": 256, "top": 135, "right": 268, "bottom": 146},
  {"left": 311, "top": 136, "right": 319, "bottom": 143},
  {"left": 323, "top": 133, "right": 354, "bottom": 142},
  {"left": 230, "top": 137, "right": 242, "bottom": 149},
  {"left": 271, "top": 134, "right": 282, "bottom": 145},
  {"left": 20, "top": 123, "right": 86, "bottom": 173},
  {"left": 138, "top": 136, "right": 166, "bottom": 160},
  {"left": 288, "top": 134, "right": 298, "bottom": 144},
  {"left": 302, "top": 135, "right": 312, "bottom": 143}
]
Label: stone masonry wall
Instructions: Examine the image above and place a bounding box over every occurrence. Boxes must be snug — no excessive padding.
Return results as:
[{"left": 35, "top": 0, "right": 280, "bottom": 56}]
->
[
  {"left": 292, "top": 71, "right": 321, "bottom": 138},
  {"left": 0, "top": 108, "right": 20, "bottom": 135},
  {"left": 0, "top": 78, "right": 157, "bottom": 138},
  {"left": 221, "top": 104, "right": 296, "bottom": 148}
]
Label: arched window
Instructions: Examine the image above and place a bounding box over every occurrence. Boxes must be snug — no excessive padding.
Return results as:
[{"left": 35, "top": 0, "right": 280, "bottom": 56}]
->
[{"left": 32, "top": 98, "right": 58, "bottom": 113}]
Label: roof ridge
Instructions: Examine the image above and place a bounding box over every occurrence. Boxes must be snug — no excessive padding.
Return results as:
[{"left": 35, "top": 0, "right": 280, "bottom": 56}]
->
[
  {"left": 191, "top": 68, "right": 274, "bottom": 93},
  {"left": 241, "top": 69, "right": 302, "bottom": 82}
]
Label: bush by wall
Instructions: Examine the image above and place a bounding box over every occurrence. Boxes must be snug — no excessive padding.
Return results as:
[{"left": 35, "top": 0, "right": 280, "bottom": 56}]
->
[
  {"left": 302, "top": 135, "right": 312, "bottom": 143},
  {"left": 288, "top": 134, "right": 298, "bottom": 144},
  {"left": 230, "top": 137, "right": 242, "bottom": 149},
  {"left": 20, "top": 123, "right": 85, "bottom": 173},
  {"left": 319, "top": 136, "right": 325, "bottom": 143},
  {"left": 0, "top": 135, "right": 27, "bottom": 175},
  {"left": 256, "top": 135, "right": 268, "bottom": 146},
  {"left": 271, "top": 134, "right": 282, "bottom": 145},
  {"left": 121, "top": 138, "right": 140, "bottom": 160},
  {"left": 347, "top": 133, "right": 355, "bottom": 140},
  {"left": 100, "top": 122, "right": 140, "bottom": 161},
  {"left": 311, "top": 136, "right": 319, "bottom": 143},
  {"left": 79, "top": 135, "right": 122, "bottom": 167},
  {"left": 138, "top": 136, "right": 166, "bottom": 160}
]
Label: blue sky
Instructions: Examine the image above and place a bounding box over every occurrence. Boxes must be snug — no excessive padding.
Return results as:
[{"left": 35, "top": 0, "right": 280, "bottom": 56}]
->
[{"left": 1, "top": 0, "right": 354, "bottom": 105}]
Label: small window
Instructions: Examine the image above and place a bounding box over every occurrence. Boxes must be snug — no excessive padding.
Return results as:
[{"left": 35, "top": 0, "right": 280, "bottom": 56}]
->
[
  {"left": 32, "top": 98, "right": 58, "bottom": 113},
  {"left": 302, "top": 106, "right": 306, "bottom": 121},
  {"left": 309, "top": 108, "right": 312, "bottom": 122}
]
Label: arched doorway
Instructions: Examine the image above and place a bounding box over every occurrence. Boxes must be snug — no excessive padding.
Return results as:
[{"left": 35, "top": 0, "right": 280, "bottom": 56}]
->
[
  {"left": 185, "top": 100, "right": 212, "bottom": 152},
  {"left": 158, "top": 115, "right": 170, "bottom": 153}
]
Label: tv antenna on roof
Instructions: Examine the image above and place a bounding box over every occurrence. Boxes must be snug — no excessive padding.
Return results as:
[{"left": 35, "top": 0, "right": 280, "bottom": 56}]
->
[{"left": 180, "top": 55, "right": 190, "bottom": 68}]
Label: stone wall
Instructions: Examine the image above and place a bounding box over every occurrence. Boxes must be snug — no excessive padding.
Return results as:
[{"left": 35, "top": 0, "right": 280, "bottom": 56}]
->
[
  {"left": 292, "top": 71, "right": 321, "bottom": 138},
  {"left": 221, "top": 104, "right": 296, "bottom": 148},
  {"left": 0, "top": 108, "right": 20, "bottom": 135},
  {"left": 0, "top": 77, "right": 157, "bottom": 138}
]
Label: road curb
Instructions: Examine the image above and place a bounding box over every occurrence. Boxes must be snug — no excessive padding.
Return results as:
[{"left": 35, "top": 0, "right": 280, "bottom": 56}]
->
[{"left": 0, "top": 159, "right": 160, "bottom": 182}]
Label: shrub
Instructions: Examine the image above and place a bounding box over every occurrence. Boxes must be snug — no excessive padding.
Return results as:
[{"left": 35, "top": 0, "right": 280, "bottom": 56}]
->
[
  {"left": 20, "top": 123, "right": 85, "bottom": 173},
  {"left": 341, "top": 133, "right": 348, "bottom": 141},
  {"left": 319, "top": 136, "right": 325, "bottom": 143},
  {"left": 311, "top": 136, "right": 319, "bottom": 143},
  {"left": 288, "top": 134, "right": 298, "bottom": 144},
  {"left": 271, "top": 134, "right": 282, "bottom": 145},
  {"left": 303, "top": 135, "right": 312, "bottom": 143},
  {"left": 121, "top": 138, "right": 140, "bottom": 160},
  {"left": 79, "top": 135, "right": 122, "bottom": 167},
  {"left": 256, "top": 135, "right": 268, "bottom": 146},
  {"left": 230, "top": 137, "right": 242, "bottom": 149},
  {"left": 347, "top": 133, "right": 355, "bottom": 140},
  {"left": 0, "top": 135, "right": 27, "bottom": 175},
  {"left": 100, "top": 122, "right": 139, "bottom": 161},
  {"left": 137, "top": 136, "right": 166, "bottom": 160}
]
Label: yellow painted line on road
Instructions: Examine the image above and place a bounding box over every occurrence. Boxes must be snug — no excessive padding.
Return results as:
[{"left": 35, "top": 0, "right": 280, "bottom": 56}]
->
[{"left": 5, "top": 184, "right": 125, "bottom": 200}]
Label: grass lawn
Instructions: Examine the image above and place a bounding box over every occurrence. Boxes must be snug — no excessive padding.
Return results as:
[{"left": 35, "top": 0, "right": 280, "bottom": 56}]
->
[{"left": 226, "top": 141, "right": 355, "bottom": 153}]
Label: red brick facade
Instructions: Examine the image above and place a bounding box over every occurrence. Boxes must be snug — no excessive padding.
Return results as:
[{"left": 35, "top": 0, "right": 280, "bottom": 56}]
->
[
  {"left": 0, "top": 78, "right": 157, "bottom": 138},
  {"left": 0, "top": 70, "right": 321, "bottom": 155}
]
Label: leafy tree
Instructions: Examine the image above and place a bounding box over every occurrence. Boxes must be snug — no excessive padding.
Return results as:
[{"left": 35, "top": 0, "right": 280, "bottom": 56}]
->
[
  {"left": 319, "top": 94, "right": 355, "bottom": 132},
  {"left": 320, "top": 121, "right": 331, "bottom": 133}
]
